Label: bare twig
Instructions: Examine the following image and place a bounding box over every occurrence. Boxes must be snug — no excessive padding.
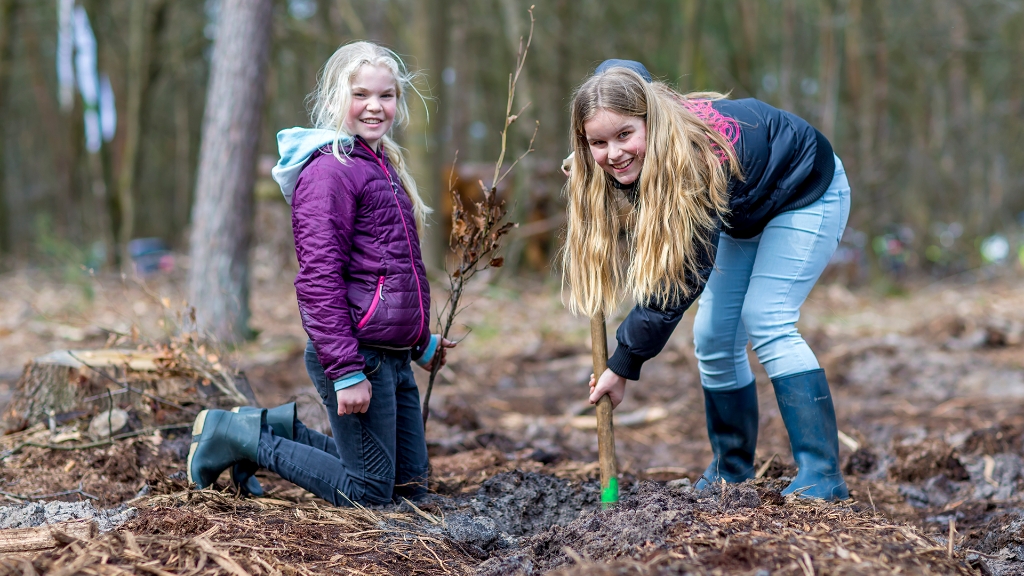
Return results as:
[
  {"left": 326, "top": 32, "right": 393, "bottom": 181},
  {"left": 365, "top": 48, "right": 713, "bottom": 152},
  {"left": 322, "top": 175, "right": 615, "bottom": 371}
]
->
[
  {"left": 421, "top": 6, "right": 536, "bottom": 426},
  {"left": 0, "top": 481, "right": 98, "bottom": 502},
  {"left": 947, "top": 517, "right": 955, "bottom": 558},
  {"left": 0, "top": 422, "right": 191, "bottom": 460}
]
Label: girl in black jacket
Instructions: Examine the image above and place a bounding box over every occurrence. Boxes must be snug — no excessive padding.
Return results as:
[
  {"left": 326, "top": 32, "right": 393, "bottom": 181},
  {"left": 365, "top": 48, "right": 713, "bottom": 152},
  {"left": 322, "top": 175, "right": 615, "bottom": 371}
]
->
[{"left": 563, "top": 60, "right": 850, "bottom": 500}]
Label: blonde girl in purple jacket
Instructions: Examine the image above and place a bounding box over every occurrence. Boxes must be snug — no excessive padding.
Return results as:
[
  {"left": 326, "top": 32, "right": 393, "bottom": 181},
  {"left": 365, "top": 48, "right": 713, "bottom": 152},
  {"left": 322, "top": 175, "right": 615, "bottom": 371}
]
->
[{"left": 187, "top": 41, "right": 454, "bottom": 506}]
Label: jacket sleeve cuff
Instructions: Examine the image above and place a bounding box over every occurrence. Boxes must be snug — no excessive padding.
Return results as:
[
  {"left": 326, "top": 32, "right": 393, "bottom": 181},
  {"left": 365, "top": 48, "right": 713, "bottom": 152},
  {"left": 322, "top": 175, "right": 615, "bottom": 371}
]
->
[
  {"left": 414, "top": 335, "right": 440, "bottom": 367},
  {"left": 607, "top": 346, "right": 645, "bottom": 380},
  {"left": 333, "top": 371, "right": 367, "bottom": 391}
]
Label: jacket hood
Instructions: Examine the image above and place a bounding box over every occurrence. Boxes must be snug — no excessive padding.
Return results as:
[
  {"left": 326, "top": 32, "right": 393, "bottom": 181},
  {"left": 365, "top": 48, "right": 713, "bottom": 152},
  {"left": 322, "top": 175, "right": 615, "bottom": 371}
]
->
[{"left": 272, "top": 127, "right": 353, "bottom": 204}]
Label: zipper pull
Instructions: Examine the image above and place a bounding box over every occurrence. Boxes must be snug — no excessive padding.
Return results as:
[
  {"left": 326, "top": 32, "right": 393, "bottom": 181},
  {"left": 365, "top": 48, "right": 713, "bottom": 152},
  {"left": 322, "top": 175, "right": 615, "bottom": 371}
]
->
[{"left": 377, "top": 276, "right": 386, "bottom": 301}]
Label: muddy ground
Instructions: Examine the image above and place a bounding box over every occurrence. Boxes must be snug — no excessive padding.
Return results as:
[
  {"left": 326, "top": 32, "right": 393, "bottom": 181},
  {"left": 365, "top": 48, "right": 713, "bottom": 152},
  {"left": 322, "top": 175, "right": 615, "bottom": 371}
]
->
[{"left": 1, "top": 243, "right": 1024, "bottom": 573}]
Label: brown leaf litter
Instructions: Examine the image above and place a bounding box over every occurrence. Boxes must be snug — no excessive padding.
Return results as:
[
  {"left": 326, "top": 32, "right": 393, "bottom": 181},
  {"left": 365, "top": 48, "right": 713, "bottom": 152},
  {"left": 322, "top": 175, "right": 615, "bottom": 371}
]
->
[{"left": 2, "top": 490, "right": 478, "bottom": 576}]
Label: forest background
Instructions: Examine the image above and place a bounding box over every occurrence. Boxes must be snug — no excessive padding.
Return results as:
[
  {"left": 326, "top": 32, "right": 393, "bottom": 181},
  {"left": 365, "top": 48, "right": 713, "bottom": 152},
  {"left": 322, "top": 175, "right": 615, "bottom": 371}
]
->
[{"left": 2, "top": 0, "right": 1023, "bottom": 307}]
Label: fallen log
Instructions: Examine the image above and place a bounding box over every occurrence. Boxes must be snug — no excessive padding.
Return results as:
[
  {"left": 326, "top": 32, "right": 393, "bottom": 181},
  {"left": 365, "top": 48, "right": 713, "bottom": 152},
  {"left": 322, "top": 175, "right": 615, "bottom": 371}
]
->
[{"left": 0, "top": 520, "right": 97, "bottom": 553}]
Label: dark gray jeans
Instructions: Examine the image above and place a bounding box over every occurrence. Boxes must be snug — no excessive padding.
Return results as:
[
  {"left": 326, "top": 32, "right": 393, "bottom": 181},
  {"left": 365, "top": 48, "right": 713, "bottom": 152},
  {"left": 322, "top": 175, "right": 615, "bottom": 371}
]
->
[{"left": 256, "top": 341, "right": 429, "bottom": 506}]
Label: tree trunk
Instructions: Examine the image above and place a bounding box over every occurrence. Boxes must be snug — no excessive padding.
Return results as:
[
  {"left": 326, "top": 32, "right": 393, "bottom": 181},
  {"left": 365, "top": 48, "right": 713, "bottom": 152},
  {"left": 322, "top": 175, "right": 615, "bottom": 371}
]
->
[
  {"left": 331, "top": 0, "right": 365, "bottom": 39},
  {"left": 818, "top": 0, "right": 840, "bottom": 140},
  {"left": 678, "top": 0, "right": 704, "bottom": 91},
  {"left": 843, "top": 0, "right": 862, "bottom": 159},
  {"left": 187, "top": 0, "right": 273, "bottom": 344},
  {"left": 22, "top": 6, "right": 77, "bottom": 240},
  {"left": 734, "top": 0, "right": 759, "bottom": 96},
  {"left": 872, "top": 2, "right": 890, "bottom": 171},
  {"left": 172, "top": 23, "right": 192, "bottom": 247},
  {"left": 547, "top": 0, "right": 574, "bottom": 261},
  {"left": 844, "top": 0, "right": 878, "bottom": 187},
  {"left": 87, "top": 151, "right": 114, "bottom": 266},
  {"left": 405, "top": 0, "right": 448, "bottom": 270},
  {"left": 0, "top": 0, "right": 17, "bottom": 254},
  {"left": 427, "top": 0, "right": 450, "bottom": 267},
  {"left": 115, "top": 0, "right": 165, "bottom": 269},
  {"left": 496, "top": 0, "right": 533, "bottom": 276},
  {"left": 779, "top": 0, "right": 796, "bottom": 111}
]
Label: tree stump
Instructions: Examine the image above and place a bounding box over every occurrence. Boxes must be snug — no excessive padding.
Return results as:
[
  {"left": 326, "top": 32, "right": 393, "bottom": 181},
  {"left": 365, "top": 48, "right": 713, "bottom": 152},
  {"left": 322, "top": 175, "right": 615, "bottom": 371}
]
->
[{"left": 3, "top": 349, "right": 257, "bottom": 434}]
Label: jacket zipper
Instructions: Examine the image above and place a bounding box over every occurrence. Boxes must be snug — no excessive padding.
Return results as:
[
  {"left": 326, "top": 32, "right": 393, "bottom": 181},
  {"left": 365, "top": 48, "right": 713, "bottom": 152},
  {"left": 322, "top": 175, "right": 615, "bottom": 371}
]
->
[
  {"left": 357, "top": 275, "right": 386, "bottom": 329},
  {"left": 356, "top": 140, "right": 426, "bottom": 344}
]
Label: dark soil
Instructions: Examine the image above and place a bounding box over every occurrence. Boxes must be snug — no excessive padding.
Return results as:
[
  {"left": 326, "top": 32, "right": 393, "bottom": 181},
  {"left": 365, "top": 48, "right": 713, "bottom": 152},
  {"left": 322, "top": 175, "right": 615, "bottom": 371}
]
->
[
  {"left": 430, "top": 470, "right": 600, "bottom": 556},
  {"left": 476, "top": 481, "right": 975, "bottom": 576}
]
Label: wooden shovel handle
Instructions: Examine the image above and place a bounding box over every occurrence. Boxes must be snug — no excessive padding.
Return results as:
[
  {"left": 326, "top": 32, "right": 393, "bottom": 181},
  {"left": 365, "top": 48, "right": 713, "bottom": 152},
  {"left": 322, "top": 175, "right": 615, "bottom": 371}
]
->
[{"left": 591, "top": 314, "right": 619, "bottom": 508}]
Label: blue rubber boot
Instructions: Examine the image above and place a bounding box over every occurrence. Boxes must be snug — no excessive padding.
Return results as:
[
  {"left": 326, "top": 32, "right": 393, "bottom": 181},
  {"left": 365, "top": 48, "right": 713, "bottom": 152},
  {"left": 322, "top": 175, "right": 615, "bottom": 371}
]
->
[
  {"left": 694, "top": 380, "right": 758, "bottom": 490},
  {"left": 772, "top": 369, "right": 849, "bottom": 500},
  {"left": 187, "top": 408, "right": 264, "bottom": 490},
  {"left": 230, "top": 403, "right": 296, "bottom": 496}
]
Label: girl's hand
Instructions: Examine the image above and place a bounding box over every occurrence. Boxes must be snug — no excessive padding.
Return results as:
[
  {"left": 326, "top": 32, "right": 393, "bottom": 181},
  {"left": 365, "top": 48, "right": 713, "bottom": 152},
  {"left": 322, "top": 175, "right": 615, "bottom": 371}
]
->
[
  {"left": 589, "top": 368, "right": 627, "bottom": 408},
  {"left": 419, "top": 337, "right": 458, "bottom": 372},
  {"left": 337, "top": 379, "right": 372, "bottom": 415}
]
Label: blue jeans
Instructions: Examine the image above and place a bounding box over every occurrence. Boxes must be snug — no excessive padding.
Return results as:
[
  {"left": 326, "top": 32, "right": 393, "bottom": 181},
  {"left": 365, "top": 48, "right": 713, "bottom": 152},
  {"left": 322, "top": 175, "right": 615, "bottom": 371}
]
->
[
  {"left": 693, "top": 155, "right": 851, "bottom": 391},
  {"left": 255, "top": 341, "right": 429, "bottom": 506}
]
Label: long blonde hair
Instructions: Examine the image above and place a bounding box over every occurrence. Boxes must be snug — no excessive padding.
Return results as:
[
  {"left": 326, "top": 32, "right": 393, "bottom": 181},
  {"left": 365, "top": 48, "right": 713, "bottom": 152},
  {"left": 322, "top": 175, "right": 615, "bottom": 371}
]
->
[
  {"left": 309, "top": 41, "right": 431, "bottom": 228},
  {"left": 562, "top": 68, "right": 740, "bottom": 318}
]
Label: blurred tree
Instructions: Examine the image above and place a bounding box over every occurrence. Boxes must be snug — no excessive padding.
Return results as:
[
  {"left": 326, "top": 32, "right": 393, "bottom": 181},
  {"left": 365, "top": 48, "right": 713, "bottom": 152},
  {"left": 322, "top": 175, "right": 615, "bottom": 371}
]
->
[
  {"left": 0, "top": 0, "right": 17, "bottom": 255},
  {"left": 20, "top": 3, "right": 81, "bottom": 244},
  {"left": 404, "top": 0, "right": 449, "bottom": 269},
  {"left": 114, "top": 0, "right": 168, "bottom": 268},
  {"left": 187, "top": 0, "right": 273, "bottom": 343},
  {"left": 3, "top": 0, "right": 1024, "bottom": 274}
]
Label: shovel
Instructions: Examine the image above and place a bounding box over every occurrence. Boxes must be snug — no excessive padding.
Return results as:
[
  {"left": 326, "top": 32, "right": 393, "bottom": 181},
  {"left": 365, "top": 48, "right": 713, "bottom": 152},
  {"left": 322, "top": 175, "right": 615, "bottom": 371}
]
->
[{"left": 591, "top": 313, "right": 619, "bottom": 509}]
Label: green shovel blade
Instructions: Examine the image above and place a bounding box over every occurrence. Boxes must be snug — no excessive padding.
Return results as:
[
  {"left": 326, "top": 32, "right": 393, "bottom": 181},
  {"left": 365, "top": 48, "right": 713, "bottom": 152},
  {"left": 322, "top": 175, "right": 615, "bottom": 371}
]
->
[{"left": 601, "top": 476, "right": 619, "bottom": 509}]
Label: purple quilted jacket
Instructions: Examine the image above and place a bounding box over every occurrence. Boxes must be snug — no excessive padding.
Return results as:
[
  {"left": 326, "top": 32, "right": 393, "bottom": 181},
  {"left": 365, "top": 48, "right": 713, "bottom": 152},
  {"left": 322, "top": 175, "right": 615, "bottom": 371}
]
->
[{"left": 290, "top": 137, "right": 431, "bottom": 382}]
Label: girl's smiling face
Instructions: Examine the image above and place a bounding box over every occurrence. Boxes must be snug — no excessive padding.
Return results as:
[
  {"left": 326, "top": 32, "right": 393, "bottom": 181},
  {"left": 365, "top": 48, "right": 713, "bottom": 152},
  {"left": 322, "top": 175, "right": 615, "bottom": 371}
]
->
[
  {"left": 344, "top": 64, "right": 398, "bottom": 151},
  {"left": 583, "top": 109, "right": 647, "bottom": 185}
]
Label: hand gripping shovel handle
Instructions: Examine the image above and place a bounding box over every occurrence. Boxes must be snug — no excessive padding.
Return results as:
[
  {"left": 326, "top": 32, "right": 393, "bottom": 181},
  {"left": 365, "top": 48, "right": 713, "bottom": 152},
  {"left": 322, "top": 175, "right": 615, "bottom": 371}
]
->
[{"left": 591, "top": 313, "right": 619, "bottom": 509}]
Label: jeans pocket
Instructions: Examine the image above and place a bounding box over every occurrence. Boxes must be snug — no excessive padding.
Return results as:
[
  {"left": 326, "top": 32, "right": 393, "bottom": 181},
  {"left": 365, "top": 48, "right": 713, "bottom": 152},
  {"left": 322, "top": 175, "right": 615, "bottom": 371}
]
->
[{"left": 361, "top": 350, "right": 384, "bottom": 377}]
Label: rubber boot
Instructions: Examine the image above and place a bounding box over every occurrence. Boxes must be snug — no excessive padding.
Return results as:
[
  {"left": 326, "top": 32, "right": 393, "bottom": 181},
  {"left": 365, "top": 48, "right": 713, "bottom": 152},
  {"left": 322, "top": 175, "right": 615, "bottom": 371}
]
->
[
  {"left": 186, "top": 408, "right": 264, "bottom": 490},
  {"left": 694, "top": 380, "right": 759, "bottom": 490},
  {"left": 230, "top": 403, "right": 296, "bottom": 496},
  {"left": 772, "top": 369, "right": 849, "bottom": 500}
]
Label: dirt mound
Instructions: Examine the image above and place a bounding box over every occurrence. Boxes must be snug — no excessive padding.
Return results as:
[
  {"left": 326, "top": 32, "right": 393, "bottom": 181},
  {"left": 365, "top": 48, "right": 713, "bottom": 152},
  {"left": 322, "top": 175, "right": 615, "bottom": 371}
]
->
[
  {"left": 962, "top": 424, "right": 1024, "bottom": 456},
  {"left": 478, "top": 481, "right": 978, "bottom": 575},
  {"left": 463, "top": 470, "right": 600, "bottom": 537},
  {"left": 890, "top": 438, "right": 970, "bottom": 483},
  {"left": 434, "top": 470, "right": 599, "bottom": 558}
]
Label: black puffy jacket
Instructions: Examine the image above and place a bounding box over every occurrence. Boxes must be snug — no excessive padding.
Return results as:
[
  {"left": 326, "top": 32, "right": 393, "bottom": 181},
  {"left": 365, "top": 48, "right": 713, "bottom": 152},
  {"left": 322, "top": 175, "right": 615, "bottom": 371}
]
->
[{"left": 606, "top": 98, "right": 835, "bottom": 380}]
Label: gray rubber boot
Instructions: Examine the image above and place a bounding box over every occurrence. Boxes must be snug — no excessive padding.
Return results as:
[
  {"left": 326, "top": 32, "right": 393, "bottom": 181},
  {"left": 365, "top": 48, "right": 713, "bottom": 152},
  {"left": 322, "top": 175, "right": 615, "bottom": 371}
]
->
[
  {"left": 230, "top": 403, "right": 295, "bottom": 496},
  {"left": 694, "top": 380, "right": 759, "bottom": 490},
  {"left": 186, "top": 408, "right": 264, "bottom": 490},
  {"left": 772, "top": 369, "right": 850, "bottom": 500}
]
